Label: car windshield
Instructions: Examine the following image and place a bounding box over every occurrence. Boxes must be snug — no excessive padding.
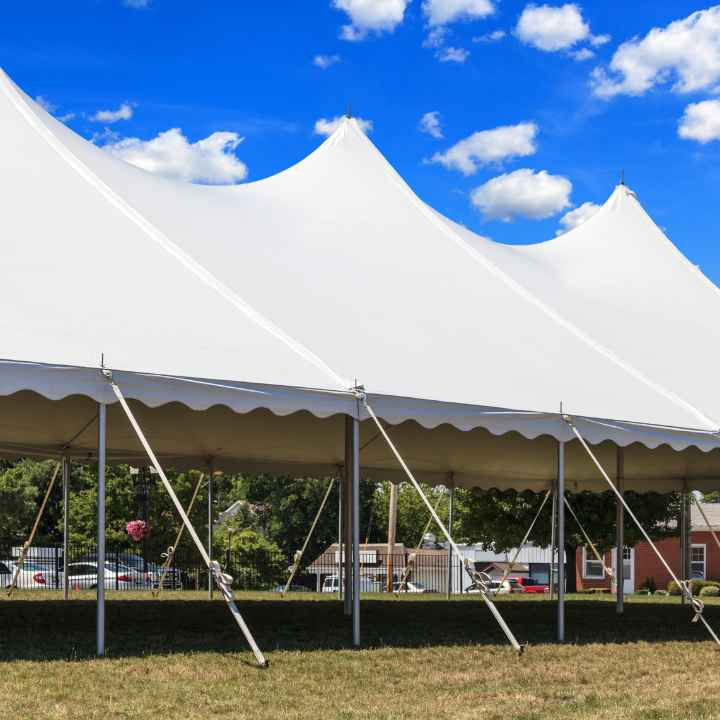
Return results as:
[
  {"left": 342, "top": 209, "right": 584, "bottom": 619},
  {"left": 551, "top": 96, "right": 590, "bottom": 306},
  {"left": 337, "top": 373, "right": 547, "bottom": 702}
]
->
[{"left": 525, "top": 578, "right": 539, "bottom": 585}]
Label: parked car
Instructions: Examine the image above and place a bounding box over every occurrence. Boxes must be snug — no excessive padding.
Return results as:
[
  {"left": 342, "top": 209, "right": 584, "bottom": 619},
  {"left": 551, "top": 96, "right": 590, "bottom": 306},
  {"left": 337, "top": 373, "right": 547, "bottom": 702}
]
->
[
  {"left": 321, "top": 575, "right": 383, "bottom": 593},
  {"left": 272, "top": 584, "right": 312, "bottom": 593},
  {"left": 392, "top": 581, "right": 427, "bottom": 593},
  {"left": 65, "top": 561, "right": 146, "bottom": 590},
  {"left": 74, "top": 553, "right": 179, "bottom": 589},
  {"left": 511, "top": 576, "right": 549, "bottom": 593},
  {"left": 467, "top": 578, "right": 521, "bottom": 595},
  {"left": 0, "top": 559, "right": 56, "bottom": 589}
]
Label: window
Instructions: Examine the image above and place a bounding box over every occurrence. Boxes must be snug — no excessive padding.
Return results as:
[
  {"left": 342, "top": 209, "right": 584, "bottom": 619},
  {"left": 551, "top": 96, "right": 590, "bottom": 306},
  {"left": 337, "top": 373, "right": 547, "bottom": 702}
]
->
[
  {"left": 691, "top": 545, "right": 706, "bottom": 579},
  {"left": 582, "top": 547, "right": 604, "bottom": 579}
]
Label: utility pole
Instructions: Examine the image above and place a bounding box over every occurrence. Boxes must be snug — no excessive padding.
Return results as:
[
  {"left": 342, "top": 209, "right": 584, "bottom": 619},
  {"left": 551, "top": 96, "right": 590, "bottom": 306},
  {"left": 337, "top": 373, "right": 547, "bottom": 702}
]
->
[{"left": 385, "top": 481, "right": 398, "bottom": 593}]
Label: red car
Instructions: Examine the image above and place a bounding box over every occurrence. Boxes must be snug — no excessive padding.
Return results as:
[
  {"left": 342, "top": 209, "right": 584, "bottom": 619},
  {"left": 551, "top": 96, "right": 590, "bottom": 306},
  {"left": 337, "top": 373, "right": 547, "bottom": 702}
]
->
[{"left": 510, "top": 576, "right": 549, "bottom": 593}]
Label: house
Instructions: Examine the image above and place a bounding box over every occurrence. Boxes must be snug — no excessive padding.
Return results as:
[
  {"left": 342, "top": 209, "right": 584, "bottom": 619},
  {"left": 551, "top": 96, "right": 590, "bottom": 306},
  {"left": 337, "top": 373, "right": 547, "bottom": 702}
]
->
[
  {"left": 576, "top": 502, "right": 720, "bottom": 593},
  {"left": 304, "top": 541, "right": 559, "bottom": 593}
]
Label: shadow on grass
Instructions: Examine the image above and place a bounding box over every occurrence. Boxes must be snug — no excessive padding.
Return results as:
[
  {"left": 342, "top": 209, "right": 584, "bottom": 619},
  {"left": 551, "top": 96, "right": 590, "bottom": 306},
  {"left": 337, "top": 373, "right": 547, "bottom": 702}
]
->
[{"left": 0, "top": 598, "right": 717, "bottom": 661}]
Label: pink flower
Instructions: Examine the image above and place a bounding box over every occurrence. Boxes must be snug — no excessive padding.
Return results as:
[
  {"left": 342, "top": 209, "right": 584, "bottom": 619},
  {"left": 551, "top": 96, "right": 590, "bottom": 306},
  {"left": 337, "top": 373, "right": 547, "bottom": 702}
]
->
[{"left": 126, "top": 520, "right": 150, "bottom": 542}]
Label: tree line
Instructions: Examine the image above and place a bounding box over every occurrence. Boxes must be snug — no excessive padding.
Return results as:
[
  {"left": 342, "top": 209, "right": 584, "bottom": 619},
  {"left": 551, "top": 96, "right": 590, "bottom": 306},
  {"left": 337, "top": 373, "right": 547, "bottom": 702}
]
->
[{"left": 0, "top": 458, "right": 689, "bottom": 591}]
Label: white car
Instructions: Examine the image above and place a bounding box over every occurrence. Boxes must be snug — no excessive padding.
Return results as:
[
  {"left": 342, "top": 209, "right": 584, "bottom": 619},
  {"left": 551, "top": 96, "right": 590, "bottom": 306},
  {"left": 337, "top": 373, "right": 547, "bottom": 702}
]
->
[
  {"left": 65, "top": 561, "right": 146, "bottom": 590},
  {"left": 392, "top": 581, "right": 427, "bottom": 593},
  {"left": 467, "top": 579, "right": 516, "bottom": 595},
  {"left": 0, "top": 559, "right": 57, "bottom": 589}
]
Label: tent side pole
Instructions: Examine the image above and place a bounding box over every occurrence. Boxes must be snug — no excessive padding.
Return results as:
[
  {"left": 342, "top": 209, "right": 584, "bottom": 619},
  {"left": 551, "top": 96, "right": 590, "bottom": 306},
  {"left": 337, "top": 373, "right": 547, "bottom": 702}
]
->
[
  {"left": 557, "top": 440, "right": 565, "bottom": 643},
  {"left": 97, "top": 403, "right": 107, "bottom": 657},
  {"left": 62, "top": 455, "right": 70, "bottom": 601},
  {"left": 616, "top": 446, "right": 625, "bottom": 614},
  {"left": 351, "top": 414, "right": 361, "bottom": 648},
  {"left": 343, "top": 421, "right": 353, "bottom": 616},
  {"left": 208, "top": 460, "right": 214, "bottom": 600},
  {"left": 447, "top": 482, "right": 454, "bottom": 599},
  {"left": 680, "top": 490, "right": 688, "bottom": 606},
  {"left": 337, "top": 472, "right": 343, "bottom": 603},
  {"left": 549, "top": 482, "right": 557, "bottom": 601}
]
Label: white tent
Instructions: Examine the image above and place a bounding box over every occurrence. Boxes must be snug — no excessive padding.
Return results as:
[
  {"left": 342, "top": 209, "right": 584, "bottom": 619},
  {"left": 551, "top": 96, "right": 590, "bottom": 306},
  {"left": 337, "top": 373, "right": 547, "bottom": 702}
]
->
[
  {"left": 3, "top": 66, "right": 720, "bottom": 655},
  {"left": 1, "top": 68, "right": 719, "bottom": 493}
]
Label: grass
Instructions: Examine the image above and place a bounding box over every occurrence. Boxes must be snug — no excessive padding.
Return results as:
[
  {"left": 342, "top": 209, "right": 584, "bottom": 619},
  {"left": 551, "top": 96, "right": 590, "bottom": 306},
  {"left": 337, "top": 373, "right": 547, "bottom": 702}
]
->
[{"left": 2, "top": 591, "right": 720, "bottom": 719}]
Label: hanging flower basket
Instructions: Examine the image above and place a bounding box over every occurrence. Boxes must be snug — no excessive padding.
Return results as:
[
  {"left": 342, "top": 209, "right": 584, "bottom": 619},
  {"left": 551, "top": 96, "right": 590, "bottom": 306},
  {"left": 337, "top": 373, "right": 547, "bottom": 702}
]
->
[{"left": 126, "top": 520, "right": 150, "bottom": 542}]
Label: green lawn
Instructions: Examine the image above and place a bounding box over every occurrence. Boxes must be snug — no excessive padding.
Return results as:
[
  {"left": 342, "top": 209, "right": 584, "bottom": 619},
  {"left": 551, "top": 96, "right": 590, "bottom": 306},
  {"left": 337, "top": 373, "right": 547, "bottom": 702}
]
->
[{"left": 2, "top": 591, "right": 720, "bottom": 719}]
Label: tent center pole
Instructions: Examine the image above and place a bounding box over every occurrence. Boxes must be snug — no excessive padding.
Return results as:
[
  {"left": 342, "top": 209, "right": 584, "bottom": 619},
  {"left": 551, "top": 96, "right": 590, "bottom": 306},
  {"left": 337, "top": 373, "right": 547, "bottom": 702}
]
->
[
  {"left": 343, "top": 424, "right": 353, "bottom": 617},
  {"left": 351, "top": 414, "right": 361, "bottom": 648},
  {"left": 97, "top": 403, "right": 107, "bottom": 657},
  {"left": 62, "top": 455, "right": 70, "bottom": 601},
  {"left": 616, "top": 446, "right": 625, "bottom": 614},
  {"left": 557, "top": 440, "right": 565, "bottom": 643},
  {"left": 447, "top": 481, "right": 454, "bottom": 599}
]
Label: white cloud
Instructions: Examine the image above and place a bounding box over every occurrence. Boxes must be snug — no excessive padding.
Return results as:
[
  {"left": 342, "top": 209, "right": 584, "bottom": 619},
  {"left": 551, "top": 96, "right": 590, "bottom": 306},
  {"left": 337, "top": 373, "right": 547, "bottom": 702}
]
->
[
  {"left": 590, "top": 33, "right": 610, "bottom": 47},
  {"left": 36, "top": 95, "right": 57, "bottom": 113},
  {"left": 57, "top": 112, "right": 76, "bottom": 122},
  {"left": 437, "top": 46, "right": 470, "bottom": 62},
  {"left": 569, "top": 47, "right": 594, "bottom": 61},
  {"left": 515, "top": 3, "right": 591, "bottom": 51},
  {"left": 428, "top": 122, "right": 538, "bottom": 175},
  {"left": 423, "top": 26, "right": 448, "bottom": 47},
  {"left": 678, "top": 99, "right": 720, "bottom": 143},
  {"left": 592, "top": 7, "right": 720, "bottom": 98},
  {"left": 332, "top": 0, "right": 410, "bottom": 41},
  {"left": 423, "top": 0, "right": 495, "bottom": 27},
  {"left": 313, "top": 54, "right": 341, "bottom": 69},
  {"left": 556, "top": 201, "right": 601, "bottom": 234},
  {"left": 101, "top": 128, "right": 248, "bottom": 184},
  {"left": 314, "top": 115, "right": 373, "bottom": 136},
  {"left": 470, "top": 168, "right": 572, "bottom": 221},
  {"left": 91, "top": 102, "right": 134, "bottom": 123},
  {"left": 419, "top": 111, "right": 443, "bottom": 138},
  {"left": 123, "top": 0, "right": 151, "bottom": 7},
  {"left": 473, "top": 29, "right": 506, "bottom": 42}
]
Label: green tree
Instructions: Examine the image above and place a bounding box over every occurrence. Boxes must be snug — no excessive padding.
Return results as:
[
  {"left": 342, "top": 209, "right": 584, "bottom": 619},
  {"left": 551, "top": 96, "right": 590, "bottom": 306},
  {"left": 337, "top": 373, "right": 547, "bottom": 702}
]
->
[{"left": 456, "top": 488, "right": 681, "bottom": 592}]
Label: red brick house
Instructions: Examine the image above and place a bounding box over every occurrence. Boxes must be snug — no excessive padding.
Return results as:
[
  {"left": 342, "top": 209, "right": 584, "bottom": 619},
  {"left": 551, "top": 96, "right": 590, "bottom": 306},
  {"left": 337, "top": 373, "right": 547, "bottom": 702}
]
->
[{"left": 576, "top": 502, "right": 720, "bottom": 593}]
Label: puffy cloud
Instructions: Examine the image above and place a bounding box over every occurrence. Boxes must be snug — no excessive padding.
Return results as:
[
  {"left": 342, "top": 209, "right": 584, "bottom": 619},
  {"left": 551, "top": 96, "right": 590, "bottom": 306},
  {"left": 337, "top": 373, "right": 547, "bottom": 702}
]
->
[
  {"left": 515, "top": 3, "right": 609, "bottom": 60},
  {"left": 437, "top": 46, "right": 470, "bottom": 62},
  {"left": 423, "top": 26, "right": 448, "bottom": 47},
  {"left": 35, "top": 95, "right": 56, "bottom": 113},
  {"left": 36, "top": 95, "right": 75, "bottom": 123},
  {"left": 419, "top": 111, "right": 443, "bottom": 138},
  {"left": 470, "top": 168, "right": 572, "bottom": 221},
  {"left": 592, "top": 7, "right": 720, "bottom": 98},
  {"left": 101, "top": 128, "right": 248, "bottom": 184},
  {"left": 515, "top": 3, "right": 593, "bottom": 51},
  {"left": 332, "top": 0, "right": 410, "bottom": 41},
  {"left": 313, "top": 54, "right": 342, "bottom": 69},
  {"left": 428, "top": 122, "right": 538, "bottom": 175},
  {"left": 422, "top": 0, "right": 495, "bottom": 27},
  {"left": 90, "top": 103, "right": 134, "bottom": 123},
  {"left": 556, "top": 201, "right": 601, "bottom": 234},
  {"left": 473, "top": 29, "right": 506, "bottom": 42},
  {"left": 678, "top": 99, "right": 720, "bottom": 143},
  {"left": 569, "top": 47, "right": 594, "bottom": 61},
  {"left": 314, "top": 115, "right": 373, "bottom": 136}
]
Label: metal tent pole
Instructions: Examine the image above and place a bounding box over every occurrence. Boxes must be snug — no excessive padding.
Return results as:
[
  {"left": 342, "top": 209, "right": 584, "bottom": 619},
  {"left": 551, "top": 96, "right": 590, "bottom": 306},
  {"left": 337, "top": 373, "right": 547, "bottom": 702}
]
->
[
  {"left": 208, "top": 460, "right": 214, "bottom": 600},
  {"left": 616, "top": 447, "right": 625, "bottom": 614},
  {"left": 343, "top": 422, "right": 353, "bottom": 616},
  {"left": 549, "top": 480, "right": 557, "bottom": 600},
  {"left": 62, "top": 456, "right": 70, "bottom": 601},
  {"left": 446, "top": 482, "right": 454, "bottom": 599},
  {"left": 97, "top": 403, "right": 107, "bottom": 656},
  {"left": 557, "top": 440, "right": 565, "bottom": 643},
  {"left": 337, "top": 473, "right": 343, "bottom": 603},
  {"left": 680, "top": 490, "right": 688, "bottom": 606},
  {"left": 350, "top": 414, "right": 361, "bottom": 648},
  {"left": 385, "top": 481, "right": 398, "bottom": 593}
]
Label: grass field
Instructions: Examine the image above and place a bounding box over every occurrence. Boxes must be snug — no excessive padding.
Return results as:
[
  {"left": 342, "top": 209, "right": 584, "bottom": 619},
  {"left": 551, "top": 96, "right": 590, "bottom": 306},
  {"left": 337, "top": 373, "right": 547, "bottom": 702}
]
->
[{"left": 2, "top": 591, "right": 720, "bottom": 719}]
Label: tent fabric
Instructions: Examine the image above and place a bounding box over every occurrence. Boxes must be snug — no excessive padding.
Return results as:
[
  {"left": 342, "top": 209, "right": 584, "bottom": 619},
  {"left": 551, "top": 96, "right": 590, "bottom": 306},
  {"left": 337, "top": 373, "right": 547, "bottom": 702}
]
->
[{"left": 1, "top": 68, "right": 720, "bottom": 489}]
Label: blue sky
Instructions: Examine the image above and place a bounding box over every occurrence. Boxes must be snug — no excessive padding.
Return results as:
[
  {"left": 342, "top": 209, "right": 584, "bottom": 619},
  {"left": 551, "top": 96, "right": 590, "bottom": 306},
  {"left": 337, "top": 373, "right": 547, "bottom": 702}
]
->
[{"left": 2, "top": 1, "right": 720, "bottom": 281}]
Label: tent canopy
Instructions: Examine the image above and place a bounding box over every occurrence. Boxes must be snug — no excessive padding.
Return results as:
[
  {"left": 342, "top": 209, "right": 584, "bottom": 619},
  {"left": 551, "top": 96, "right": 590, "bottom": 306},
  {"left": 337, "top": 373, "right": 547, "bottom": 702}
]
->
[{"left": 1, "top": 67, "right": 719, "bottom": 490}]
